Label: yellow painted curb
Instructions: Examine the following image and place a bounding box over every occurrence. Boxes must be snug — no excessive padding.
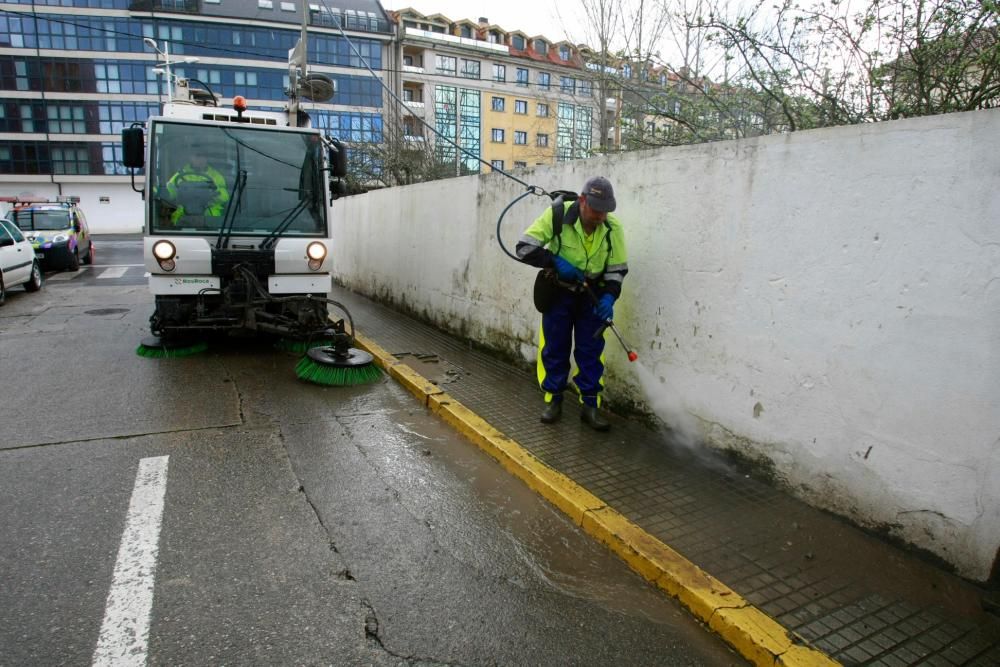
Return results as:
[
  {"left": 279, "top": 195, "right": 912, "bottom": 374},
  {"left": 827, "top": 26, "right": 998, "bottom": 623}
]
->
[
  {"left": 352, "top": 331, "right": 442, "bottom": 404},
  {"left": 428, "top": 393, "right": 605, "bottom": 524},
  {"left": 353, "top": 331, "right": 839, "bottom": 667},
  {"left": 353, "top": 331, "right": 397, "bottom": 370}
]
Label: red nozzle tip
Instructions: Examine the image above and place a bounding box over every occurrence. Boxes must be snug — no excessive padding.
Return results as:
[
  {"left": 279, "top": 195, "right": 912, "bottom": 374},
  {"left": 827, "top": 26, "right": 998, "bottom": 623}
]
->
[{"left": 627, "top": 351, "right": 638, "bottom": 362}]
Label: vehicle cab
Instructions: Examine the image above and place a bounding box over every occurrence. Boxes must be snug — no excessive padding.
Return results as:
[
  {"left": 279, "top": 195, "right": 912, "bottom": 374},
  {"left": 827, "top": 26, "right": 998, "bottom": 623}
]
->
[{"left": 4, "top": 196, "right": 94, "bottom": 271}]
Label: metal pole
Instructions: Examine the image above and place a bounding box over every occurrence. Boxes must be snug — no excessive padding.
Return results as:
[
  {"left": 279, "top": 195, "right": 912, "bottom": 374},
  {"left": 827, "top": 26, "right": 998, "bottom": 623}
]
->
[{"left": 164, "top": 42, "right": 172, "bottom": 103}]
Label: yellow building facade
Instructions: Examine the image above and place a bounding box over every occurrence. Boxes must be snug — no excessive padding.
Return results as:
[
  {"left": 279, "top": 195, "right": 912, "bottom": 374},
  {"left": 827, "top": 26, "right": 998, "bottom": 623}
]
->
[{"left": 393, "top": 8, "right": 600, "bottom": 173}]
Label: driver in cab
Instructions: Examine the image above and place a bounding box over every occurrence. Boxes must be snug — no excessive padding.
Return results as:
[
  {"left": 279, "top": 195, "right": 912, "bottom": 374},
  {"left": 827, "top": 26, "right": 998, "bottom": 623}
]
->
[{"left": 164, "top": 147, "right": 230, "bottom": 225}]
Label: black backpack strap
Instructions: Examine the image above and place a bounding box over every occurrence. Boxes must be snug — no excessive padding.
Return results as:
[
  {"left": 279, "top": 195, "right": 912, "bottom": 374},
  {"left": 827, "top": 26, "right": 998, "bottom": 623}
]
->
[{"left": 549, "top": 189, "right": 579, "bottom": 255}]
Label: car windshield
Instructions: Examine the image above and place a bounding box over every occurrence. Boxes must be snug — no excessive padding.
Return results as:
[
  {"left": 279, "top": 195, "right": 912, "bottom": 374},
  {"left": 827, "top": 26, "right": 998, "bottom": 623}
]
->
[
  {"left": 12, "top": 209, "right": 71, "bottom": 231},
  {"left": 149, "top": 120, "right": 327, "bottom": 237}
]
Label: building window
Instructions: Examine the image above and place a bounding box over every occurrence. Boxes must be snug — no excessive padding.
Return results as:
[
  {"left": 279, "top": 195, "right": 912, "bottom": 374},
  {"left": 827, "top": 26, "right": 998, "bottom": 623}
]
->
[
  {"left": 516, "top": 68, "right": 528, "bottom": 86},
  {"left": 310, "top": 111, "right": 384, "bottom": 142},
  {"left": 403, "top": 55, "right": 413, "bottom": 67},
  {"left": 514, "top": 161, "right": 527, "bottom": 168},
  {"left": 20, "top": 104, "right": 35, "bottom": 133},
  {"left": 491, "top": 128, "right": 505, "bottom": 143},
  {"left": 51, "top": 146, "right": 90, "bottom": 175},
  {"left": 536, "top": 103, "right": 549, "bottom": 117},
  {"left": 560, "top": 76, "right": 575, "bottom": 93},
  {"left": 622, "top": 64, "right": 632, "bottom": 79},
  {"left": 491, "top": 96, "right": 505, "bottom": 112},
  {"left": 14, "top": 61, "right": 28, "bottom": 91},
  {"left": 436, "top": 55, "right": 456, "bottom": 75},
  {"left": 434, "top": 85, "right": 480, "bottom": 174},
  {"left": 488, "top": 31, "right": 502, "bottom": 44},
  {"left": 512, "top": 35, "right": 525, "bottom": 50},
  {"left": 578, "top": 80, "right": 591, "bottom": 96},
  {"left": 514, "top": 100, "right": 527, "bottom": 114},
  {"left": 534, "top": 39, "right": 547, "bottom": 55},
  {"left": 493, "top": 63, "right": 505, "bottom": 82},
  {"left": 258, "top": 0, "right": 273, "bottom": 9},
  {"left": 537, "top": 72, "right": 550, "bottom": 90},
  {"left": 403, "top": 89, "right": 414, "bottom": 101},
  {"left": 556, "top": 103, "right": 592, "bottom": 161},
  {"left": 97, "top": 102, "right": 160, "bottom": 134},
  {"left": 491, "top": 159, "right": 504, "bottom": 170},
  {"left": 461, "top": 59, "right": 480, "bottom": 79},
  {"left": 460, "top": 25, "right": 473, "bottom": 38},
  {"left": 559, "top": 45, "right": 571, "bottom": 60},
  {"left": 536, "top": 133, "right": 549, "bottom": 147},
  {"left": 47, "top": 105, "right": 86, "bottom": 134},
  {"left": 514, "top": 131, "right": 527, "bottom": 145}
]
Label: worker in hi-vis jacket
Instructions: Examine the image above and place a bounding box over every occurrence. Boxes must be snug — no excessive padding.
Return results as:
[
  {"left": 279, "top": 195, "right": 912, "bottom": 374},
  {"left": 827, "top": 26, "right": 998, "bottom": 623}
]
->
[{"left": 515, "top": 176, "right": 628, "bottom": 432}]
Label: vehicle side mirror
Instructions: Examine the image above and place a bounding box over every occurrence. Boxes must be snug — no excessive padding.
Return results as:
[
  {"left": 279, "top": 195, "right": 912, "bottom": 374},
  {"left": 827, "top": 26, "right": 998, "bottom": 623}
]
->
[
  {"left": 328, "top": 139, "right": 347, "bottom": 178},
  {"left": 121, "top": 127, "right": 145, "bottom": 168},
  {"left": 330, "top": 179, "right": 347, "bottom": 201},
  {"left": 0, "top": 237, "right": 13, "bottom": 248}
]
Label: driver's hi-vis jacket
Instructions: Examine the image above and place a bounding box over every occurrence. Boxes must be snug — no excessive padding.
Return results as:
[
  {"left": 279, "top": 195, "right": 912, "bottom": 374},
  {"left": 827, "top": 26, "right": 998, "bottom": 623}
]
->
[{"left": 165, "top": 164, "right": 230, "bottom": 223}]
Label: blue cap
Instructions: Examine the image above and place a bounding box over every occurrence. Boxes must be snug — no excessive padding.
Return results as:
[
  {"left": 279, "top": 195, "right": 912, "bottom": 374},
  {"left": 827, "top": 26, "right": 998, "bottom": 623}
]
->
[{"left": 583, "top": 176, "right": 616, "bottom": 212}]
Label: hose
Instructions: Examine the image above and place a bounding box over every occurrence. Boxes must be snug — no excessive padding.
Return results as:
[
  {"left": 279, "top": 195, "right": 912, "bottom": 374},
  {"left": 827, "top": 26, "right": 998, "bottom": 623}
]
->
[{"left": 496, "top": 186, "right": 549, "bottom": 261}]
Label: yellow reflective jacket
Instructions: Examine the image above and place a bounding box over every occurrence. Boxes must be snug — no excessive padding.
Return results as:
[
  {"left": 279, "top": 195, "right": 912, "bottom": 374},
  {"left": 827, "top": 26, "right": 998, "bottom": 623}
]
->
[
  {"left": 516, "top": 201, "right": 629, "bottom": 298},
  {"left": 165, "top": 164, "right": 230, "bottom": 223}
]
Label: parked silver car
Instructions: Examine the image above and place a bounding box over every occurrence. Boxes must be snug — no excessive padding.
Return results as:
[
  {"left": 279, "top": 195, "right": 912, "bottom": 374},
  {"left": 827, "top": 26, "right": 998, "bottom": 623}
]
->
[{"left": 0, "top": 217, "right": 43, "bottom": 305}]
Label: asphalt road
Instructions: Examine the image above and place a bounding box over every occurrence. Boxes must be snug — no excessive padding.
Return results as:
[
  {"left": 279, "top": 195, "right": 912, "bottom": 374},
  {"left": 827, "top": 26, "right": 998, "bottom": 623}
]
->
[{"left": 0, "top": 234, "right": 746, "bottom": 665}]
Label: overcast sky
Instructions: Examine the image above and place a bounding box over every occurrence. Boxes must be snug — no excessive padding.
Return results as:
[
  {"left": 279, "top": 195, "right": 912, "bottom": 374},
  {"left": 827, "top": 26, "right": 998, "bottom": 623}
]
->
[{"left": 379, "top": 0, "right": 586, "bottom": 46}]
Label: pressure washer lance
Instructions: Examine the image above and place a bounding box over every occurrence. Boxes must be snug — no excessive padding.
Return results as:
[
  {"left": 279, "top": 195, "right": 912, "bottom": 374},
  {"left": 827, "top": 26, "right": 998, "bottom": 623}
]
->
[{"left": 583, "top": 280, "right": 638, "bottom": 362}]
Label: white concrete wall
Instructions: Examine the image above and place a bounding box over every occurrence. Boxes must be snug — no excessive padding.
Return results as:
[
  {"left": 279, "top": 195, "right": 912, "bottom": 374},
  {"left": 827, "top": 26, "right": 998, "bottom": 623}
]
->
[
  {"left": 331, "top": 109, "right": 1000, "bottom": 581},
  {"left": 0, "top": 179, "right": 144, "bottom": 233}
]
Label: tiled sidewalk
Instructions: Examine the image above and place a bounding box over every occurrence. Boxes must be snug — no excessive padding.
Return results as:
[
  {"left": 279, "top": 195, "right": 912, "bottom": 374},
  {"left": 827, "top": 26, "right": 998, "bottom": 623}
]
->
[{"left": 335, "top": 285, "right": 1000, "bottom": 666}]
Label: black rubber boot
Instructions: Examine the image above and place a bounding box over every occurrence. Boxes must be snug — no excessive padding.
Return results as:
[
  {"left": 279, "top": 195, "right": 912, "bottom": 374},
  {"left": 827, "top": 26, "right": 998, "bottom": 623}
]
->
[
  {"left": 540, "top": 400, "right": 563, "bottom": 424},
  {"left": 580, "top": 405, "right": 610, "bottom": 431}
]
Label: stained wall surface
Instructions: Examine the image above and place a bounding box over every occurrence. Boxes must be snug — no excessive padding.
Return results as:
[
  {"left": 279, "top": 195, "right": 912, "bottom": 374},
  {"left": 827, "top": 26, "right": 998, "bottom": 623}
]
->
[{"left": 330, "top": 109, "right": 1000, "bottom": 581}]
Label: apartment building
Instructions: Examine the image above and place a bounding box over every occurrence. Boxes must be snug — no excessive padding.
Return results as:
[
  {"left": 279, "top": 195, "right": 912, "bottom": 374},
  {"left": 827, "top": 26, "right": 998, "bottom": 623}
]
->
[
  {"left": 0, "top": 0, "right": 394, "bottom": 231},
  {"left": 392, "top": 8, "right": 599, "bottom": 174}
]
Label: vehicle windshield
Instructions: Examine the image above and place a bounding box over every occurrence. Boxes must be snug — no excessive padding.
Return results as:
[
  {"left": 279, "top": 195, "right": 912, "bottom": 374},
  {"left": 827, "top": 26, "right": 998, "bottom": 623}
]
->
[
  {"left": 12, "top": 209, "right": 72, "bottom": 231},
  {"left": 149, "top": 120, "right": 327, "bottom": 237}
]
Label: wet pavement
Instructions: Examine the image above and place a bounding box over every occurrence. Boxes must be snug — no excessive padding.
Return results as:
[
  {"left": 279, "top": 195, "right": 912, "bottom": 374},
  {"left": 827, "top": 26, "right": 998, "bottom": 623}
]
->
[
  {"left": 0, "top": 240, "right": 749, "bottom": 666},
  {"left": 332, "top": 284, "right": 1000, "bottom": 666}
]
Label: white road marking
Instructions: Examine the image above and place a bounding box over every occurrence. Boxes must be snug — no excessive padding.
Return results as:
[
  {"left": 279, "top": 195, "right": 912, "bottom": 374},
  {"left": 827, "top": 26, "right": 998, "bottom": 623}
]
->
[
  {"left": 92, "top": 456, "right": 170, "bottom": 667},
  {"left": 98, "top": 267, "right": 128, "bottom": 279},
  {"left": 91, "top": 264, "right": 144, "bottom": 268}
]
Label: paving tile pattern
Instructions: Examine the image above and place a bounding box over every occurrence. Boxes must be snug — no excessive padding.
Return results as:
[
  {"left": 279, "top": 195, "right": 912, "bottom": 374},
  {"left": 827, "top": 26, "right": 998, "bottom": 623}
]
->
[{"left": 335, "top": 286, "right": 1000, "bottom": 666}]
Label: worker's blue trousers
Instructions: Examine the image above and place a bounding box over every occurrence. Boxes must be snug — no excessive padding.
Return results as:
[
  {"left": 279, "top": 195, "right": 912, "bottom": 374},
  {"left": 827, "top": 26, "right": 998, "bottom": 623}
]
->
[{"left": 537, "top": 289, "right": 607, "bottom": 408}]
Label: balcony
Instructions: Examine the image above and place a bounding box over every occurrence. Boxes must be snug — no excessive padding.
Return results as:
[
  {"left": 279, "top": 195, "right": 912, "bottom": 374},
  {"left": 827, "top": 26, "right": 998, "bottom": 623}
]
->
[
  {"left": 309, "top": 7, "right": 391, "bottom": 34},
  {"left": 129, "top": 0, "right": 199, "bottom": 13},
  {"left": 404, "top": 27, "right": 509, "bottom": 55}
]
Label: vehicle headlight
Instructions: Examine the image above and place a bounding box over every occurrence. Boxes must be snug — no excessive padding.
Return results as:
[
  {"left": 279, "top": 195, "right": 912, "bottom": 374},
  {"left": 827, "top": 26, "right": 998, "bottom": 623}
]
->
[
  {"left": 52, "top": 234, "right": 69, "bottom": 243},
  {"left": 306, "top": 242, "right": 327, "bottom": 261},
  {"left": 152, "top": 240, "right": 177, "bottom": 271},
  {"left": 306, "top": 242, "right": 326, "bottom": 271},
  {"left": 152, "top": 240, "right": 176, "bottom": 261}
]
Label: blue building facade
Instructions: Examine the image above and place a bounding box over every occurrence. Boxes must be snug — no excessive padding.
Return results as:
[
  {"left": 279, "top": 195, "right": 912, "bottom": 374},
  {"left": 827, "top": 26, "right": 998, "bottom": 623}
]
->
[{"left": 0, "top": 0, "right": 394, "bottom": 229}]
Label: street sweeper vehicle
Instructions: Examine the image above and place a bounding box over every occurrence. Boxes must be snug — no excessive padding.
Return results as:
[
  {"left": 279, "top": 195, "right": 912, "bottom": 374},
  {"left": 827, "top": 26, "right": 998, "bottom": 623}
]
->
[{"left": 119, "top": 20, "right": 377, "bottom": 386}]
